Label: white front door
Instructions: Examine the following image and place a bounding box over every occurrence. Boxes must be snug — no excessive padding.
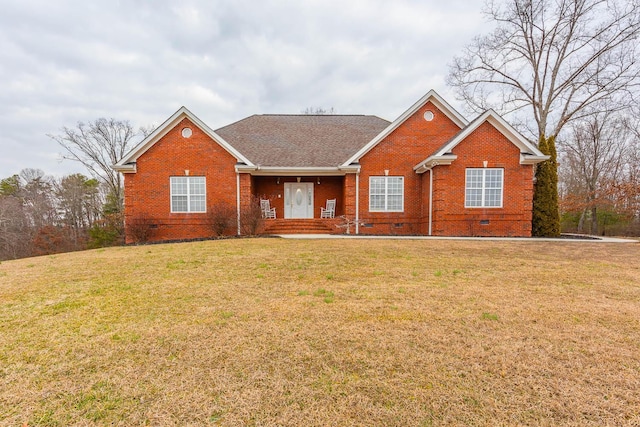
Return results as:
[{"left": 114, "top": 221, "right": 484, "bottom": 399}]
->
[{"left": 284, "top": 182, "right": 314, "bottom": 218}]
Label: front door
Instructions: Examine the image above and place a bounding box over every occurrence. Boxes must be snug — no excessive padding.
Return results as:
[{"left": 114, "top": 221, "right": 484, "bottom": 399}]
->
[{"left": 284, "top": 182, "right": 314, "bottom": 218}]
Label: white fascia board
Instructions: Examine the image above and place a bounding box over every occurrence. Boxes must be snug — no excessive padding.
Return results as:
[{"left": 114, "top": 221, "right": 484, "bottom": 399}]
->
[
  {"left": 432, "top": 110, "right": 547, "bottom": 159},
  {"left": 184, "top": 108, "right": 254, "bottom": 165},
  {"left": 114, "top": 106, "right": 254, "bottom": 170},
  {"left": 235, "top": 166, "right": 355, "bottom": 176},
  {"left": 414, "top": 155, "right": 457, "bottom": 174},
  {"left": 483, "top": 112, "right": 545, "bottom": 156},
  {"left": 340, "top": 90, "right": 468, "bottom": 167},
  {"left": 431, "top": 111, "right": 490, "bottom": 157}
]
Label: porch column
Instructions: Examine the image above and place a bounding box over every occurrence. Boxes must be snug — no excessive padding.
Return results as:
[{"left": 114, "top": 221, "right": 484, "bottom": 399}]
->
[
  {"left": 237, "top": 173, "right": 253, "bottom": 235},
  {"left": 355, "top": 172, "right": 360, "bottom": 235},
  {"left": 343, "top": 174, "right": 358, "bottom": 234},
  {"left": 236, "top": 172, "right": 241, "bottom": 235}
]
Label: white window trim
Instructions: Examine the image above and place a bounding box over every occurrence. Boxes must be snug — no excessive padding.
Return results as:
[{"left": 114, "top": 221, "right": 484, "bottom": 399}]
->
[
  {"left": 170, "top": 176, "right": 207, "bottom": 213},
  {"left": 369, "top": 176, "right": 404, "bottom": 212},
  {"left": 465, "top": 168, "right": 504, "bottom": 208}
]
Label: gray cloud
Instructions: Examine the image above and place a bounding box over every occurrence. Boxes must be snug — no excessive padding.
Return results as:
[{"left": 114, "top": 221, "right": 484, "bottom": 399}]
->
[{"left": 0, "top": 0, "right": 485, "bottom": 178}]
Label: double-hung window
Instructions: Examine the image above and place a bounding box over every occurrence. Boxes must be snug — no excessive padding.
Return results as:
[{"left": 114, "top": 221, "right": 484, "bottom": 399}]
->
[
  {"left": 465, "top": 168, "right": 503, "bottom": 208},
  {"left": 170, "top": 176, "right": 206, "bottom": 213},
  {"left": 369, "top": 176, "right": 404, "bottom": 212}
]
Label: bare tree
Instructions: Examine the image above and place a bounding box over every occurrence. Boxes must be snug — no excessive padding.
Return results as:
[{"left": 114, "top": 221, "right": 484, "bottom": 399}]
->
[
  {"left": 48, "top": 118, "right": 144, "bottom": 212},
  {"left": 448, "top": 0, "right": 640, "bottom": 235},
  {"left": 0, "top": 169, "right": 53, "bottom": 259},
  {"left": 0, "top": 193, "right": 32, "bottom": 260},
  {"left": 19, "top": 169, "right": 56, "bottom": 229},
  {"left": 559, "top": 112, "right": 630, "bottom": 234},
  {"left": 301, "top": 106, "right": 336, "bottom": 114},
  {"left": 613, "top": 113, "right": 640, "bottom": 230},
  {"left": 54, "top": 174, "right": 101, "bottom": 247}
]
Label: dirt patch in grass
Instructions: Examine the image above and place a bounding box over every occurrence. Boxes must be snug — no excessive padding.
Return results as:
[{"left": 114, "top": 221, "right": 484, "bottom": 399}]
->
[{"left": 1, "top": 239, "right": 639, "bottom": 426}]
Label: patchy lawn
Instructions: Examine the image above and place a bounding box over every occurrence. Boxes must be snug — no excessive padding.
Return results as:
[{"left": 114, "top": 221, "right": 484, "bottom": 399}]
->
[{"left": 1, "top": 239, "right": 639, "bottom": 426}]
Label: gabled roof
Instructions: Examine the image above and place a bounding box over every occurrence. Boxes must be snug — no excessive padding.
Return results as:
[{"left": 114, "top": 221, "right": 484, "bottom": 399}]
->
[
  {"left": 413, "top": 109, "right": 549, "bottom": 172},
  {"left": 341, "top": 90, "right": 468, "bottom": 167},
  {"left": 113, "top": 106, "right": 253, "bottom": 172},
  {"left": 215, "top": 114, "right": 390, "bottom": 168},
  {"left": 113, "top": 91, "right": 545, "bottom": 176}
]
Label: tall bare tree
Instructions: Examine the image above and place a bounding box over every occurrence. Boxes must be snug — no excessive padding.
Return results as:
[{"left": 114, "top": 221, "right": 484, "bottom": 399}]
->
[
  {"left": 559, "top": 112, "right": 630, "bottom": 233},
  {"left": 301, "top": 107, "right": 336, "bottom": 114},
  {"left": 19, "top": 168, "right": 56, "bottom": 229},
  {"left": 54, "top": 174, "right": 101, "bottom": 246},
  {"left": 0, "top": 194, "right": 31, "bottom": 260},
  {"left": 448, "top": 0, "right": 640, "bottom": 236},
  {"left": 49, "top": 118, "right": 143, "bottom": 212}
]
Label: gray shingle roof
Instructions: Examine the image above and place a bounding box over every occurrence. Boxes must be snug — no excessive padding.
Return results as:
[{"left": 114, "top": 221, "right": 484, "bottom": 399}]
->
[{"left": 215, "top": 115, "right": 390, "bottom": 167}]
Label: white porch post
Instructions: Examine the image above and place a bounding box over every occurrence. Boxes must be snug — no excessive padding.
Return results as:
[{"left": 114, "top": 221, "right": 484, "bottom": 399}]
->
[
  {"left": 428, "top": 168, "right": 433, "bottom": 236},
  {"left": 355, "top": 172, "right": 360, "bottom": 235},
  {"left": 236, "top": 172, "right": 241, "bottom": 235}
]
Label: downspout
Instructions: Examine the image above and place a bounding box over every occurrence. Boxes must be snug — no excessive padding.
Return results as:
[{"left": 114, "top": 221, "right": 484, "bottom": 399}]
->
[
  {"left": 355, "top": 172, "right": 360, "bottom": 235},
  {"left": 428, "top": 167, "right": 433, "bottom": 236},
  {"left": 236, "top": 172, "right": 241, "bottom": 235}
]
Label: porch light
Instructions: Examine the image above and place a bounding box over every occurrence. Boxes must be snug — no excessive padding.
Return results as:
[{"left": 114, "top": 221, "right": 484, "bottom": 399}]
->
[
  {"left": 276, "top": 177, "right": 280, "bottom": 184},
  {"left": 317, "top": 177, "right": 320, "bottom": 184}
]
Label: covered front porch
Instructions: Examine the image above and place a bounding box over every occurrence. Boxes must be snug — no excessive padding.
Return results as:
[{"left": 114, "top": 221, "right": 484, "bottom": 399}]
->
[
  {"left": 253, "top": 175, "right": 345, "bottom": 219},
  {"left": 234, "top": 158, "right": 361, "bottom": 234},
  {"left": 240, "top": 172, "right": 356, "bottom": 234}
]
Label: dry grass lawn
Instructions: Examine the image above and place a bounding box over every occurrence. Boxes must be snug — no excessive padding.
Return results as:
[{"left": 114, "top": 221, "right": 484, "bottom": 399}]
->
[{"left": 1, "top": 238, "right": 639, "bottom": 426}]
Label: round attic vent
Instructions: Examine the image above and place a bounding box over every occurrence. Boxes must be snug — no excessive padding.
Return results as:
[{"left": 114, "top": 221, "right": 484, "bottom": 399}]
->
[
  {"left": 181, "top": 127, "right": 193, "bottom": 138},
  {"left": 423, "top": 110, "right": 434, "bottom": 121}
]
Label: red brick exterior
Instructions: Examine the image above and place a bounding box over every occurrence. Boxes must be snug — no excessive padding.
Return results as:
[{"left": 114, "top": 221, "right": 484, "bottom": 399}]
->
[
  {"left": 123, "top": 118, "right": 238, "bottom": 243},
  {"left": 430, "top": 122, "right": 534, "bottom": 236},
  {"left": 121, "top": 100, "right": 538, "bottom": 242}
]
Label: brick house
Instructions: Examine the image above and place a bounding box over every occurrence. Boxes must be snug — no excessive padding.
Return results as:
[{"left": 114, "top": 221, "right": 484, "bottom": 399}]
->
[{"left": 113, "top": 90, "right": 548, "bottom": 243}]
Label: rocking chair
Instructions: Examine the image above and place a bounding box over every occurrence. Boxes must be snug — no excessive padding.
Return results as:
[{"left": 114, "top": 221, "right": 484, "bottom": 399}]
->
[
  {"left": 260, "top": 199, "right": 276, "bottom": 219},
  {"left": 320, "top": 198, "right": 336, "bottom": 218}
]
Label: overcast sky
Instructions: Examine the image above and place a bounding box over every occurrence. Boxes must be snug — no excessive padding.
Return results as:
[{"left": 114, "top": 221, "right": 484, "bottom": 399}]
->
[{"left": 0, "top": 0, "right": 487, "bottom": 179}]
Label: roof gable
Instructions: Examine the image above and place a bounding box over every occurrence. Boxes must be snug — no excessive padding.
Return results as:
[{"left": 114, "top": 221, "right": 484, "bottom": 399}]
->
[
  {"left": 341, "top": 90, "right": 468, "bottom": 166},
  {"left": 414, "top": 109, "right": 549, "bottom": 172},
  {"left": 113, "top": 106, "right": 253, "bottom": 172}
]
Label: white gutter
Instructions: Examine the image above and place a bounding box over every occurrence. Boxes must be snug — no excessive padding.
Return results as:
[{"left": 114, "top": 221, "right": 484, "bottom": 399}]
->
[
  {"left": 235, "top": 165, "right": 360, "bottom": 176},
  {"left": 414, "top": 155, "right": 456, "bottom": 173},
  {"left": 428, "top": 168, "right": 433, "bottom": 236},
  {"left": 112, "top": 163, "right": 136, "bottom": 173},
  {"left": 520, "top": 154, "right": 550, "bottom": 165},
  {"left": 235, "top": 165, "right": 259, "bottom": 173}
]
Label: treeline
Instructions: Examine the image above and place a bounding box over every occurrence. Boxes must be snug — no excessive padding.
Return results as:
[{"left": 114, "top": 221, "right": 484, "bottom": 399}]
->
[
  {"left": 558, "top": 113, "right": 640, "bottom": 236},
  {"left": 0, "top": 168, "right": 122, "bottom": 261}
]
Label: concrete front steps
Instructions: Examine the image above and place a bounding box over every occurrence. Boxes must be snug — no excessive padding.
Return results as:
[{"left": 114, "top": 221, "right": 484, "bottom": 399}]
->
[{"left": 261, "top": 219, "right": 340, "bottom": 235}]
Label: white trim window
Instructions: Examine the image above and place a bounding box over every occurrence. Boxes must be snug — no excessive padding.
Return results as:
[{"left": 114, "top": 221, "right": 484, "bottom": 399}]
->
[
  {"left": 465, "top": 168, "right": 503, "bottom": 208},
  {"left": 170, "top": 176, "right": 206, "bottom": 213},
  {"left": 369, "top": 176, "right": 404, "bottom": 212}
]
